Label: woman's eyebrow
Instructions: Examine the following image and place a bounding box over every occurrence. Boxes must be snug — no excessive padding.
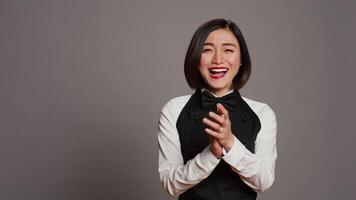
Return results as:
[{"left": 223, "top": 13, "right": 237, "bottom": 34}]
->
[
  {"left": 222, "top": 43, "right": 236, "bottom": 47},
  {"left": 203, "top": 43, "right": 214, "bottom": 46}
]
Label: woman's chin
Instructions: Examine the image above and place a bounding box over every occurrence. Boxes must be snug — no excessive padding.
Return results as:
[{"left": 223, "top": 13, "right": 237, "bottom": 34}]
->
[{"left": 202, "top": 74, "right": 234, "bottom": 93}]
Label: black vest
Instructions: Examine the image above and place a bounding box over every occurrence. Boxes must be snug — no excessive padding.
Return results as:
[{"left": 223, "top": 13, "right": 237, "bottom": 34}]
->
[{"left": 176, "top": 89, "right": 261, "bottom": 200}]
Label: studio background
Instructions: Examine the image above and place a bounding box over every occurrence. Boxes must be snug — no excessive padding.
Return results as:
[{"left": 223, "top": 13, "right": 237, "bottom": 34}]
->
[{"left": 1, "top": 0, "right": 355, "bottom": 200}]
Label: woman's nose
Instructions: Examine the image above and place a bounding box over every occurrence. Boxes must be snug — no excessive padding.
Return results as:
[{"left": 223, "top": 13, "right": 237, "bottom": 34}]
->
[{"left": 212, "top": 51, "right": 224, "bottom": 64}]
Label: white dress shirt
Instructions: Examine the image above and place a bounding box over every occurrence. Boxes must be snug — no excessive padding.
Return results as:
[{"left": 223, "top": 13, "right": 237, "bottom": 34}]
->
[{"left": 158, "top": 90, "right": 277, "bottom": 197}]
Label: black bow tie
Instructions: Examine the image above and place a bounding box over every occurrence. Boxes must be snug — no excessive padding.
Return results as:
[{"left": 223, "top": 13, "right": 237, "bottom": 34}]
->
[{"left": 201, "top": 90, "right": 238, "bottom": 110}]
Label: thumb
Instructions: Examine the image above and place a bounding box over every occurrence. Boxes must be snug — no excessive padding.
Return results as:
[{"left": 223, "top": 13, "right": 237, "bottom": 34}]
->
[{"left": 211, "top": 137, "right": 221, "bottom": 148}]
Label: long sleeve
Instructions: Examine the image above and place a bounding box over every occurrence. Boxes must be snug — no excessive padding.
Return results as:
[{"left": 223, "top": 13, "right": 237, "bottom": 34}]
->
[
  {"left": 222, "top": 104, "right": 277, "bottom": 193},
  {"left": 158, "top": 99, "right": 220, "bottom": 197}
]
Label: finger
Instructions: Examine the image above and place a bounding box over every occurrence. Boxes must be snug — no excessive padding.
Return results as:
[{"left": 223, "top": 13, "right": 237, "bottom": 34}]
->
[
  {"left": 204, "top": 128, "right": 220, "bottom": 139},
  {"left": 202, "top": 117, "right": 222, "bottom": 132},
  {"left": 208, "top": 111, "right": 225, "bottom": 125},
  {"left": 217, "top": 103, "right": 229, "bottom": 119}
]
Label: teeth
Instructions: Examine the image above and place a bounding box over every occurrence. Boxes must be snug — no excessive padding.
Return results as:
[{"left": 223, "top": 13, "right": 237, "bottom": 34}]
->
[{"left": 209, "top": 68, "right": 228, "bottom": 72}]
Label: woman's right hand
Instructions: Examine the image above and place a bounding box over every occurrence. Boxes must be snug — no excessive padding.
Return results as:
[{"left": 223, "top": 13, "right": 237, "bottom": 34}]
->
[{"left": 209, "top": 136, "right": 223, "bottom": 158}]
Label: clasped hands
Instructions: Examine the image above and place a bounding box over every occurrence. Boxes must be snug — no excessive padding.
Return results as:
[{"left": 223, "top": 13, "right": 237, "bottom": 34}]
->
[{"left": 202, "top": 103, "right": 234, "bottom": 158}]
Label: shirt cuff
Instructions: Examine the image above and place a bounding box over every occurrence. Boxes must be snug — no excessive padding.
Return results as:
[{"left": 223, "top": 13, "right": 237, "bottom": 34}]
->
[{"left": 222, "top": 135, "right": 247, "bottom": 167}]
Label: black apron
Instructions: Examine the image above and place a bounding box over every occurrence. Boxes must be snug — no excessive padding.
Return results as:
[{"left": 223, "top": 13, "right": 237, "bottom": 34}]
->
[{"left": 176, "top": 89, "right": 261, "bottom": 200}]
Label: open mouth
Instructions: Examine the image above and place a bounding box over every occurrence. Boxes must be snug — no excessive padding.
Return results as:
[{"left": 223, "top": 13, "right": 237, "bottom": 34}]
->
[{"left": 209, "top": 67, "right": 228, "bottom": 79}]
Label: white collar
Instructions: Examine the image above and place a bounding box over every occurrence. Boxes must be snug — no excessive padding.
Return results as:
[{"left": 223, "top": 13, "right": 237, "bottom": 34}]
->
[{"left": 200, "top": 88, "right": 235, "bottom": 98}]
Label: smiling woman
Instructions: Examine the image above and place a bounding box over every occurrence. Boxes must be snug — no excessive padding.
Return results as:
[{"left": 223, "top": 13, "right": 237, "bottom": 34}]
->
[{"left": 157, "top": 19, "right": 277, "bottom": 200}]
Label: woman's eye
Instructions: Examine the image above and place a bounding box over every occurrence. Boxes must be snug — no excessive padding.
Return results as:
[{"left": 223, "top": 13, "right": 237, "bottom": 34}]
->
[
  {"left": 202, "top": 49, "right": 212, "bottom": 53},
  {"left": 225, "top": 49, "right": 234, "bottom": 53}
]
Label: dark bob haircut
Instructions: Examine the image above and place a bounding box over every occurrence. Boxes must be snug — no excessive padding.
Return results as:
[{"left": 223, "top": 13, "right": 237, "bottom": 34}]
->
[{"left": 184, "top": 19, "right": 252, "bottom": 90}]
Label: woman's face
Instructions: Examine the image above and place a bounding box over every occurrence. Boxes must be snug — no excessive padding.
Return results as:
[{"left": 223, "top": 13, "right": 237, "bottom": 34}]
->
[{"left": 199, "top": 28, "right": 241, "bottom": 97}]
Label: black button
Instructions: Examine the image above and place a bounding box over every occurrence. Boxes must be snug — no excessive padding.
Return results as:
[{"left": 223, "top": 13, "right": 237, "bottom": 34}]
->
[
  {"left": 194, "top": 114, "right": 205, "bottom": 121},
  {"left": 194, "top": 143, "right": 199, "bottom": 147},
  {"left": 243, "top": 117, "right": 247, "bottom": 121}
]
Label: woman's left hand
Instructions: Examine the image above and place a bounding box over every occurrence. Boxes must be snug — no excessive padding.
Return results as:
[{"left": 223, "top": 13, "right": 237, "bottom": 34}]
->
[{"left": 202, "top": 103, "right": 235, "bottom": 152}]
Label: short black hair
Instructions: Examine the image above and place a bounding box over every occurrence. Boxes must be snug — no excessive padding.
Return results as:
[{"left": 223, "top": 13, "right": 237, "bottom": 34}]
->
[{"left": 184, "top": 19, "right": 252, "bottom": 90}]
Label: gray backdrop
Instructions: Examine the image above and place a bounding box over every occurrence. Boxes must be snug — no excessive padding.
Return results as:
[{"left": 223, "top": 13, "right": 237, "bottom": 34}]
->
[{"left": 1, "top": 0, "right": 355, "bottom": 200}]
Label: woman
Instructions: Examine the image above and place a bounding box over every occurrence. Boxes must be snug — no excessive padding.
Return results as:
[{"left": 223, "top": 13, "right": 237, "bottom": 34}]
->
[{"left": 158, "top": 19, "right": 277, "bottom": 200}]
